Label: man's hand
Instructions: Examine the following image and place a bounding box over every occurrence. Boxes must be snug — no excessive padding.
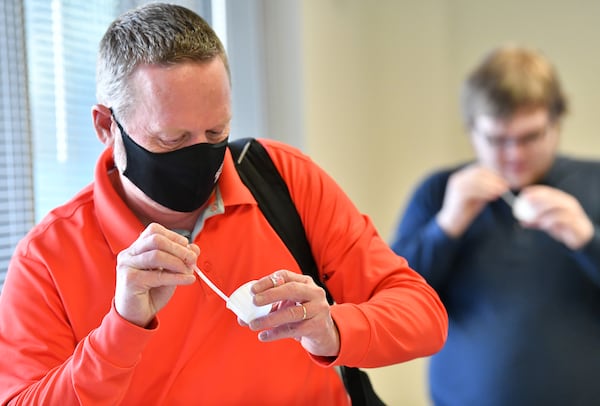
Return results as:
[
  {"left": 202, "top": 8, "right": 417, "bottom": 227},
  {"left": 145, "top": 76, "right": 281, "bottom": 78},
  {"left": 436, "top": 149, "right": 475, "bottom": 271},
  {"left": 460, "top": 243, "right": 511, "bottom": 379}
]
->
[
  {"left": 247, "top": 270, "right": 340, "bottom": 358},
  {"left": 517, "top": 185, "right": 594, "bottom": 250},
  {"left": 114, "top": 223, "right": 199, "bottom": 327},
  {"left": 437, "top": 164, "right": 510, "bottom": 237}
]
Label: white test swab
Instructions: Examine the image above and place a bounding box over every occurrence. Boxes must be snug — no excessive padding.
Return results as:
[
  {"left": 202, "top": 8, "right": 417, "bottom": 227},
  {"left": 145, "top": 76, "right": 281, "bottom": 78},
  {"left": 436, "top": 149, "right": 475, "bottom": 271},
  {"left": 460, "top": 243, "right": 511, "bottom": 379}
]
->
[
  {"left": 500, "top": 190, "right": 516, "bottom": 207},
  {"left": 193, "top": 265, "right": 272, "bottom": 323},
  {"left": 193, "top": 265, "right": 229, "bottom": 302},
  {"left": 499, "top": 190, "right": 537, "bottom": 222}
]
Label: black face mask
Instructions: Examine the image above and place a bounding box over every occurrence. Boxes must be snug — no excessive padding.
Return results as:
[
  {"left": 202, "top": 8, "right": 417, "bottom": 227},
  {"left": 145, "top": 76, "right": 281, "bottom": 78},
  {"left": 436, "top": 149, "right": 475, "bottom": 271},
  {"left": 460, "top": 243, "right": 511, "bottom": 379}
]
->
[{"left": 114, "top": 116, "right": 227, "bottom": 212}]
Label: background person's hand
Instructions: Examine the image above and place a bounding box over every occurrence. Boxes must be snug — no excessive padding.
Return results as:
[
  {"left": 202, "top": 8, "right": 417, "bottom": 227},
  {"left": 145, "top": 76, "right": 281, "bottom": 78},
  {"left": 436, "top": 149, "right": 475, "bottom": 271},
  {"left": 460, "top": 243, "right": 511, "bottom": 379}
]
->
[
  {"left": 247, "top": 270, "right": 340, "bottom": 358},
  {"left": 437, "top": 163, "right": 510, "bottom": 237},
  {"left": 517, "top": 185, "right": 594, "bottom": 250},
  {"left": 115, "top": 223, "right": 199, "bottom": 327}
]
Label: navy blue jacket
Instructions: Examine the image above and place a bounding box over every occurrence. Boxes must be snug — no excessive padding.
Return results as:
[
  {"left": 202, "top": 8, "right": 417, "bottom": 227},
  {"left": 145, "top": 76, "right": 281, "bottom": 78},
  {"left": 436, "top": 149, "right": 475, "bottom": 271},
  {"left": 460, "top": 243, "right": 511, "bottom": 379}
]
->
[{"left": 391, "top": 156, "right": 600, "bottom": 406}]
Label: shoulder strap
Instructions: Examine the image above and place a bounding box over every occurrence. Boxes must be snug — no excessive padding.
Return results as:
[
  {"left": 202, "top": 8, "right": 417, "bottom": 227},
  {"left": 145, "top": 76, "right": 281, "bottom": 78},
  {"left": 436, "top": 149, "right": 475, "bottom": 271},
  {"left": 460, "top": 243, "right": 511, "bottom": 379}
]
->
[
  {"left": 228, "top": 137, "right": 331, "bottom": 302},
  {"left": 229, "top": 137, "right": 386, "bottom": 406}
]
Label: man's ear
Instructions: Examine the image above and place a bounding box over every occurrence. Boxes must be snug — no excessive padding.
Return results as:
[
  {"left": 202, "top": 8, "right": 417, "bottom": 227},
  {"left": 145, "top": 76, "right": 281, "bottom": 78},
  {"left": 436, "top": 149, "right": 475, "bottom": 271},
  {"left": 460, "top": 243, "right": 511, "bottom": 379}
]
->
[{"left": 92, "top": 104, "right": 115, "bottom": 146}]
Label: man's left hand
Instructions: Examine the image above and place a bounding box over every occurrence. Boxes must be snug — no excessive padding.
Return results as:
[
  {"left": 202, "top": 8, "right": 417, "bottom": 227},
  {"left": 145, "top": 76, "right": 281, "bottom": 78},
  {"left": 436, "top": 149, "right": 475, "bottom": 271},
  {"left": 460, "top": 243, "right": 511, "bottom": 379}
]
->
[{"left": 245, "top": 270, "right": 340, "bottom": 358}]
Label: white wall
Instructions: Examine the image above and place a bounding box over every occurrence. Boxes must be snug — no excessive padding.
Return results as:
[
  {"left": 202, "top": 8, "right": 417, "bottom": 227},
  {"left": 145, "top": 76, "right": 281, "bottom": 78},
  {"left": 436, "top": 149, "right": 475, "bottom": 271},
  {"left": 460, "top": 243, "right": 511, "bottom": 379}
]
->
[{"left": 300, "top": 3, "right": 454, "bottom": 403}]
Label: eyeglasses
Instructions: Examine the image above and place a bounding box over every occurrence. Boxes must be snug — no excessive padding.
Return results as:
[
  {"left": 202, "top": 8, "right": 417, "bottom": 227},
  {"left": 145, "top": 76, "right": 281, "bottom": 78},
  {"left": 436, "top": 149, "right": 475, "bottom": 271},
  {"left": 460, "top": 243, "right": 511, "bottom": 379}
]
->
[{"left": 478, "top": 125, "right": 551, "bottom": 150}]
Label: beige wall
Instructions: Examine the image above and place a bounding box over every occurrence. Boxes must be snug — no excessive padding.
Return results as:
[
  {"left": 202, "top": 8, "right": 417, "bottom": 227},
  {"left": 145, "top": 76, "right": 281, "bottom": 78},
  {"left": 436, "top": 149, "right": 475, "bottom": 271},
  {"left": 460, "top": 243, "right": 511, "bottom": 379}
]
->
[{"left": 297, "top": 1, "right": 600, "bottom": 405}]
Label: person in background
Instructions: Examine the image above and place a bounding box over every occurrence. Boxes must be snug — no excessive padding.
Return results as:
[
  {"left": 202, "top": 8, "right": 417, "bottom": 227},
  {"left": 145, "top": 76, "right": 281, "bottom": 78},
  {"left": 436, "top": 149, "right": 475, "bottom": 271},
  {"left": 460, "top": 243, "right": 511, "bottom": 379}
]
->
[
  {"left": 391, "top": 44, "right": 600, "bottom": 406},
  {"left": 0, "top": 3, "right": 447, "bottom": 405}
]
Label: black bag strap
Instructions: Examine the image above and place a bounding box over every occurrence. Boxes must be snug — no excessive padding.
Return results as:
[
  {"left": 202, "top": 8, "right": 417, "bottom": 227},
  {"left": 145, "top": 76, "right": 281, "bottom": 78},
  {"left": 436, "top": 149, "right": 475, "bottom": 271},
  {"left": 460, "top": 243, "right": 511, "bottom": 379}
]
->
[
  {"left": 229, "top": 138, "right": 386, "bottom": 406},
  {"left": 228, "top": 137, "right": 332, "bottom": 303}
]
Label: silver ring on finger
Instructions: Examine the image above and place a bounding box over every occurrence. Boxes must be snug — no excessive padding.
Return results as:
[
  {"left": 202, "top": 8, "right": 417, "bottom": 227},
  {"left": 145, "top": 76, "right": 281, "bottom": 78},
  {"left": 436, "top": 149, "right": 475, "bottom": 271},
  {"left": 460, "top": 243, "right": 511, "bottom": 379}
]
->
[{"left": 270, "top": 273, "right": 284, "bottom": 288}]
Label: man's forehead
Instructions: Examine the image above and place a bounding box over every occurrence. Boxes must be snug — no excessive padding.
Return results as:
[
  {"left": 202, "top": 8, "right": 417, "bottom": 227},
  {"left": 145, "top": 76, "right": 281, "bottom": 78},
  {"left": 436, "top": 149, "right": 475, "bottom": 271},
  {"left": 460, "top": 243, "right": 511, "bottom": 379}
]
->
[{"left": 474, "top": 108, "right": 550, "bottom": 135}]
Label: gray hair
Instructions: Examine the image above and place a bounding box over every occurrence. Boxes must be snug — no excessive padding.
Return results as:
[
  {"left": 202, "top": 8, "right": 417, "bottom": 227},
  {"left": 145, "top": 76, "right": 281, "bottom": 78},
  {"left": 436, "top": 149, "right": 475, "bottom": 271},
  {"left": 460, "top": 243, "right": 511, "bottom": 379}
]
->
[
  {"left": 460, "top": 45, "right": 567, "bottom": 128},
  {"left": 96, "top": 3, "right": 229, "bottom": 120}
]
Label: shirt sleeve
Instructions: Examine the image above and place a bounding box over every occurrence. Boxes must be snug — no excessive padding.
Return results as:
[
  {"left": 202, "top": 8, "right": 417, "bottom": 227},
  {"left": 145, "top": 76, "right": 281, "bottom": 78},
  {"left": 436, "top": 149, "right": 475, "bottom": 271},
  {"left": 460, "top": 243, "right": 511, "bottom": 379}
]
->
[
  {"left": 389, "top": 170, "right": 462, "bottom": 290},
  {"left": 0, "top": 253, "right": 155, "bottom": 405},
  {"left": 263, "top": 140, "right": 448, "bottom": 368},
  {"left": 571, "top": 226, "right": 600, "bottom": 287},
  {"left": 555, "top": 158, "right": 600, "bottom": 288}
]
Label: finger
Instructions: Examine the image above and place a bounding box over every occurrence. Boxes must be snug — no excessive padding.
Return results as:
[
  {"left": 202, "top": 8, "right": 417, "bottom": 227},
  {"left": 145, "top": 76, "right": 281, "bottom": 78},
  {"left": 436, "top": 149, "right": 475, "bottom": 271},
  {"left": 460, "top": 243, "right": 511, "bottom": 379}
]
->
[
  {"left": 249, "top": 300, "right": 311, "bottom": 331},
  {"left": 297, "top": 302, "right": 308, "bottom": 321},
  {"left": 133, "top": 231, "right": 186, "bottom": 257},
  {"left": 253, "top": 277, "right": 315, "bottom": 307},
  {"left": 258, "top": 323, "right": 302, "bottom": 342},
  {"left": 269, "top": 271, "right": 286, "bottom": 288},
  {"left": 125, "top": 229, "right": 197, "bottom": 273},
  {"left": 141, "top": 223, "right": 190, "bottom": 246},
  {"left": 187, "top": 243, "right": 201, "bottom": 257},
  {"left": 121, "top": 266, "right": 197, "bottom": 289},
  {"left": 127, "top": 242, "right": 197, "bottom": 274},
  {"left": 520, "top": 185, "right": 562, "bottom": 206},
  {"left": 252, "top": 269, "right": 299, "bottom": 294}
]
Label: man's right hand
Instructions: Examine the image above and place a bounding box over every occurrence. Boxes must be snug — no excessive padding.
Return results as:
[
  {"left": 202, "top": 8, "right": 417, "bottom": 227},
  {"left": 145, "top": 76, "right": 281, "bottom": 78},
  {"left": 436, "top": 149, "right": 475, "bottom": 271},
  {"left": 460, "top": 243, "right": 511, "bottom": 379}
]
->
[
  {"left": 114, "top": 223, "right": 199, "bottom": 327},
  {"left": 436, "top": 164, "right": 510, "bottom": 238}
]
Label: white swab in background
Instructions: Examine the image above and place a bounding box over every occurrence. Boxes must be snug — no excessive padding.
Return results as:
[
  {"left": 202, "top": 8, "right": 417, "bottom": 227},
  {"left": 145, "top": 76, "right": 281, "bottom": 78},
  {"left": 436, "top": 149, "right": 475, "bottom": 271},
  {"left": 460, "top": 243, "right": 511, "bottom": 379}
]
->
[{"left": 500, "top": 191, "right": 537, "bottom": 222}]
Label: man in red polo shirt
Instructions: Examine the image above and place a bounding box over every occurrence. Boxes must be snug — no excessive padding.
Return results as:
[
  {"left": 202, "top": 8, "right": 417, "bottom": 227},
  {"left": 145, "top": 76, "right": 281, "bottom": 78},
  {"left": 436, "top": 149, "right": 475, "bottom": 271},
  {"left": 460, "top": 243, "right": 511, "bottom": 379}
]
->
[{"left": 0, "top": 3, "right": 447, "bottom": 405}]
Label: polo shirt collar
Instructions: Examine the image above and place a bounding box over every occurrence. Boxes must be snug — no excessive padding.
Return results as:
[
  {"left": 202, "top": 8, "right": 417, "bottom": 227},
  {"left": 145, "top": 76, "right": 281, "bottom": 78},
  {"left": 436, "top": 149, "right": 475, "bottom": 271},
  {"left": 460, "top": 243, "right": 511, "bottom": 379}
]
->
[
  {"left": 94, "top": 147, "right": 144, "bottom": 255},
  {"left": 218, "top": 147, "right": 257, "bottom": 208},
  {"left": 94, "top": 147, "right": 257, "bottom": 255}
]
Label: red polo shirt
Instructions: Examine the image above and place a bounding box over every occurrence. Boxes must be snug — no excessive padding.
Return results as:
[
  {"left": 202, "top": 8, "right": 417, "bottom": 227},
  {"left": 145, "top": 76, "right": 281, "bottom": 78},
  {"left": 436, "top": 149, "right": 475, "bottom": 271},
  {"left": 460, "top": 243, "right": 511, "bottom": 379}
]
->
[{"left": 0, "top": 139, "right": 447, "bottom": 405}]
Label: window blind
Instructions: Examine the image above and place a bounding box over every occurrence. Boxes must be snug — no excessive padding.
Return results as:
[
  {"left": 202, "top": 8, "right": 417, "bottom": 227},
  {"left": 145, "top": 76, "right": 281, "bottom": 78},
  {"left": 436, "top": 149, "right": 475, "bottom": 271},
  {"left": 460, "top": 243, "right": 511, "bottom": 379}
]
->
[
  {"left": 25, "top": 0, "right": 117, "bottom": 222},
  {"left": 0, "top": 0, "right": 212, "bottom": 290},
  {"left": 25, "top": 0, "right": 213, "bottom": 222},
  {"left": 0, "top": 0, "right": 35, "bottom": 288}
]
